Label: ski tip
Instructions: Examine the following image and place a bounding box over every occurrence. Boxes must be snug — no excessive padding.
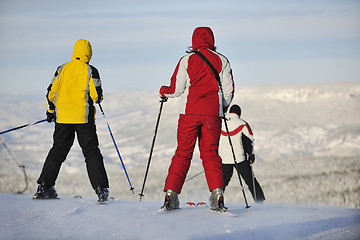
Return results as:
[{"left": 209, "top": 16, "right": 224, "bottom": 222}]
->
[
  {"left": 186, "top": 202, "right": 196, "bottom": 206},
  {"left": 186, "top": 202, "right": 207, "bottom": 207},
  {"left": 197, "top": 202, "right": 207, "bottom": 206}
]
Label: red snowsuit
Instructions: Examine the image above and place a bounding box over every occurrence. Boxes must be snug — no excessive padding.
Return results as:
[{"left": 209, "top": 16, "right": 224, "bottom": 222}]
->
[{"left": 160, "top": 27, "right": 235, "bottom": 193}]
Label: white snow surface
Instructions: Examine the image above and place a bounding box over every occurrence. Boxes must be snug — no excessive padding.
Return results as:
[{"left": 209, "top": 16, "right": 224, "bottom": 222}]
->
[
  {"left": 0, "top": 82, "right": 360, "bottom": 239},
  {"left": 0, "top": 193, "right": 359, "bottom": 240}
]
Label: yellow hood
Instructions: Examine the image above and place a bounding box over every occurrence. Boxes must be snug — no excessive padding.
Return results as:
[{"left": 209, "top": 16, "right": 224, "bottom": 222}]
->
[{"left": 71, "top": 39, "right": 92, "bottom": 63}]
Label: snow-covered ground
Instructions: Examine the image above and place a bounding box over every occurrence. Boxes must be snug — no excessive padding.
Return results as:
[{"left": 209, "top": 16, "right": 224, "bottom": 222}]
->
[
  {"left": 0, "top": 82, "right": 359, "bottom": 239},
  {"left": 0, "top": 193, "right": 359, "bottom": 240}
]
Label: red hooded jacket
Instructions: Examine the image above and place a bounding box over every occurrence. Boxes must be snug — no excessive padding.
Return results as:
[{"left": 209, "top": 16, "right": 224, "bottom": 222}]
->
[{"left": 160, "top": 27, "right": 234, "bottom": 117}]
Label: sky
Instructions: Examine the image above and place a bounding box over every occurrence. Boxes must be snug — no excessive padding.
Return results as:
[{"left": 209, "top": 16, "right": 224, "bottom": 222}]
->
[{"left": 0, "top": 0, "right": 359, "bottom": 94}]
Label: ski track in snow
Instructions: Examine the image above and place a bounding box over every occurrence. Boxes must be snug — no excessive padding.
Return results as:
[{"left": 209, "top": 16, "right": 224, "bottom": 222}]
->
[{"left": 0, "top": 193, "right": 359, "bottom": 240}]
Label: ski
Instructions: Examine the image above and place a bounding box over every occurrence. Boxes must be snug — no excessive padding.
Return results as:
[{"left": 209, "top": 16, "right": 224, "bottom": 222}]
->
[
  {"left": 186, "top": 201, "right": 227, "bottom": 212},
  {"left": 185, "top": 201, "right": 238, "bottom": 217},
  {"left": 32, "top": 197, "right": 60, "bottom": 200},
  {"left": 98, "top": 197, "right": 115, "bottom": 205},
  {"left": 74, "top": 195, "right": 115, "bottom": 204}
]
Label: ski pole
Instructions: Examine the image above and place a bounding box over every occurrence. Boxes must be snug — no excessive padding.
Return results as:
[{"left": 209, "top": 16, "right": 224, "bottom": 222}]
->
[
  {"left": 0, "top": 119, "right": 47, "bottom": 135},
  {"left": 139, "top": 97, "right": 167, "bottom": 201},
  {"left": 185, "top": 170, "right": 204, "bottom": 183},
  {"left": 250, "top": 164, "right": 257, "bottom": 202},
  {"left": 98, "top": 103, "right": 135, "bottom": 194},
  {"left": 0, "top": 138, "right": 29, "bottom": 194},
  {"left": 223, "top": 117, "right": 250, "bottom": 209}
]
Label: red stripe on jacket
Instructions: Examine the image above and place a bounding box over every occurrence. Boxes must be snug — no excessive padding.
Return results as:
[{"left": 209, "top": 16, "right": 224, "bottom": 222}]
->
[{"left": 221, "top": 124, "right": 253, "bottom": 136}]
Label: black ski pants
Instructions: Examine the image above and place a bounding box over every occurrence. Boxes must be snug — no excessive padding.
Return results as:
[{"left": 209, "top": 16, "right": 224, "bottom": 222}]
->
[
  {"left": 37, "top": 123, "right": 109, "bottom": 189},
  {"left": 222, "top": 161, "right": 265, "bottom": 202}
]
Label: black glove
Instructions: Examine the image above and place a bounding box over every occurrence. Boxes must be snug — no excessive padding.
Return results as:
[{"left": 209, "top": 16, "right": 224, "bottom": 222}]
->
[
  {"left": 46, "top": 111, "right": 55, "bottom": 123},
  {"left": 96, "top": 95, "right": 103, "bottom": 104},
  {"left": 223, "top": 106, "right": 228, "bottom": 114},
  {"left": 248, "top": 154, "right": 255, "bottom": 164}
]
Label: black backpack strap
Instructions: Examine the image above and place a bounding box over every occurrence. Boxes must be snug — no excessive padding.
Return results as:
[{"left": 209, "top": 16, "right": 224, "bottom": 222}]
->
[{"left": 194, "top": 51, "right": 222, "bottom": 88}]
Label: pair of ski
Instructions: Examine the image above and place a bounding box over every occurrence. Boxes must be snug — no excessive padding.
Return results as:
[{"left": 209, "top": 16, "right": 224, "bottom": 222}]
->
[
  {"left": 160, "top": 203, "right": 237, "bottom": 217},
  {"left": 186, "top": 202, "right": 228, "bottom": 213},
  {"left": 162, "top": 201, "right": 229, "bottom": 213},
  {"left": 186, "top": 202, "right": 227, "bottom": 213},
  {"left": 185, "top": 202, "right": 207, "bottom": 207}
]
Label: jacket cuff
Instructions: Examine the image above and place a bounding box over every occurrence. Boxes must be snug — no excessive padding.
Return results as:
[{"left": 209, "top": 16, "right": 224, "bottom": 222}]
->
[{"left": 159, "top": 86, "right": 168, "bottom": 97}]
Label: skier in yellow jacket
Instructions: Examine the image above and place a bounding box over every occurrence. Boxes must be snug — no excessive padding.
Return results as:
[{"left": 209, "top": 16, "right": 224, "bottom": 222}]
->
[{"left": 33, "top": 39, "right": 109, "bottom": 202}]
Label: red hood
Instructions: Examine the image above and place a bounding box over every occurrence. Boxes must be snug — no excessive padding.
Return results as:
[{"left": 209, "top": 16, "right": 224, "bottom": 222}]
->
[{"left": 192, "top": 27, "right": 215, "bottom": 51}]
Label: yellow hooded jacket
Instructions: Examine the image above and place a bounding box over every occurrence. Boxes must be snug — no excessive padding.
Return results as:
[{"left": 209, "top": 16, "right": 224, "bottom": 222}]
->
[{"left": 46, "top": 39, "right": 102, "bottom": 124}]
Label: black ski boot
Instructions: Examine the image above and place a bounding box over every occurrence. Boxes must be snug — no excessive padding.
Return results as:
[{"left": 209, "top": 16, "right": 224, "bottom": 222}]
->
[
  {"left": 95, "top": 186, "right": 109, "bottom": 203},
  {"left": 210, "top": 188, "right": 227, "bottom": 212},
  {"left": 33, "top": 183, "right": 58, "bottom": 200},
  {"left": 161, "top": 190, "right": 180, "bottom": 211}
]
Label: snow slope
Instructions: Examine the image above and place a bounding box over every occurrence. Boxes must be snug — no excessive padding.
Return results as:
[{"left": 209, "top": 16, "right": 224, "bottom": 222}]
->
[
  {"left": 0, "top": 82, "right": 359, "bottom": 239},
  {"left": 1, "top": 193, "right": 359, "bottom": 240},
  {"left": 0, "top": 82, "right": 359, "bottom": 206}
]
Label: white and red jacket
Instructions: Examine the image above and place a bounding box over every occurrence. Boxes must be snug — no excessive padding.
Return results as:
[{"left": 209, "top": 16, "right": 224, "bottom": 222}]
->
[
  {"left": 160, "top": 27, "right": 234, "bottom": 117},
  {"left": 219, "top": 113, "right": 254, "bottom": 164}
]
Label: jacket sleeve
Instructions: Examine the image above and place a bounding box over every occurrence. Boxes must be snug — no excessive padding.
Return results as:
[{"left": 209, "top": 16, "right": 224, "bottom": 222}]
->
[
  {"left": 160, "top": 56, "right": 188, "bottom": 98},
  {"left": 89, "top": 65, "right": 103, "bottom": 103},
  {"left": 219, "top": 57, "right": 234, "bottom": 108},
  {"left": 241, "top": 122, "right": 254, "bottom": 156},
  {"left": 46, "top": 65, "right": 63, "bottom": 113}
]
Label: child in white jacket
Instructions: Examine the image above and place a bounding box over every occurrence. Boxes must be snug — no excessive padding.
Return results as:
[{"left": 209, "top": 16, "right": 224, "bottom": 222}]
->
[{"left": 219, "top": 105, "right": 265, "bottom": 202}]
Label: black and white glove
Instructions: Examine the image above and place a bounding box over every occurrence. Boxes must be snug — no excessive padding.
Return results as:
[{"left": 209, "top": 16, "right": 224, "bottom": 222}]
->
[{"left": 160, "top": 96, "right": 168, "bottom": 102}]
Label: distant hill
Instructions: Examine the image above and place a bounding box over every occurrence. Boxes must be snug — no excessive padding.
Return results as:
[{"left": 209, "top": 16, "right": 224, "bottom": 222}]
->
[{"left": 0, "top": 82, "right": 359, "bottom": 208}]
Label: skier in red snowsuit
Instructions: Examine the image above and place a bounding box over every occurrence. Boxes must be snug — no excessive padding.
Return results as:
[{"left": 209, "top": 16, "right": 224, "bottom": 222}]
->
[{"left": 159, "top": 27, "right": 235, "bottom": 211}]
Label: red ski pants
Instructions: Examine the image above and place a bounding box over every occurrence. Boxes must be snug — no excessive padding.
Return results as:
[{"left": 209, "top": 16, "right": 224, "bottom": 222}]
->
[{"left": 164, "top": 114, "right": 224, "bottom": 194}]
